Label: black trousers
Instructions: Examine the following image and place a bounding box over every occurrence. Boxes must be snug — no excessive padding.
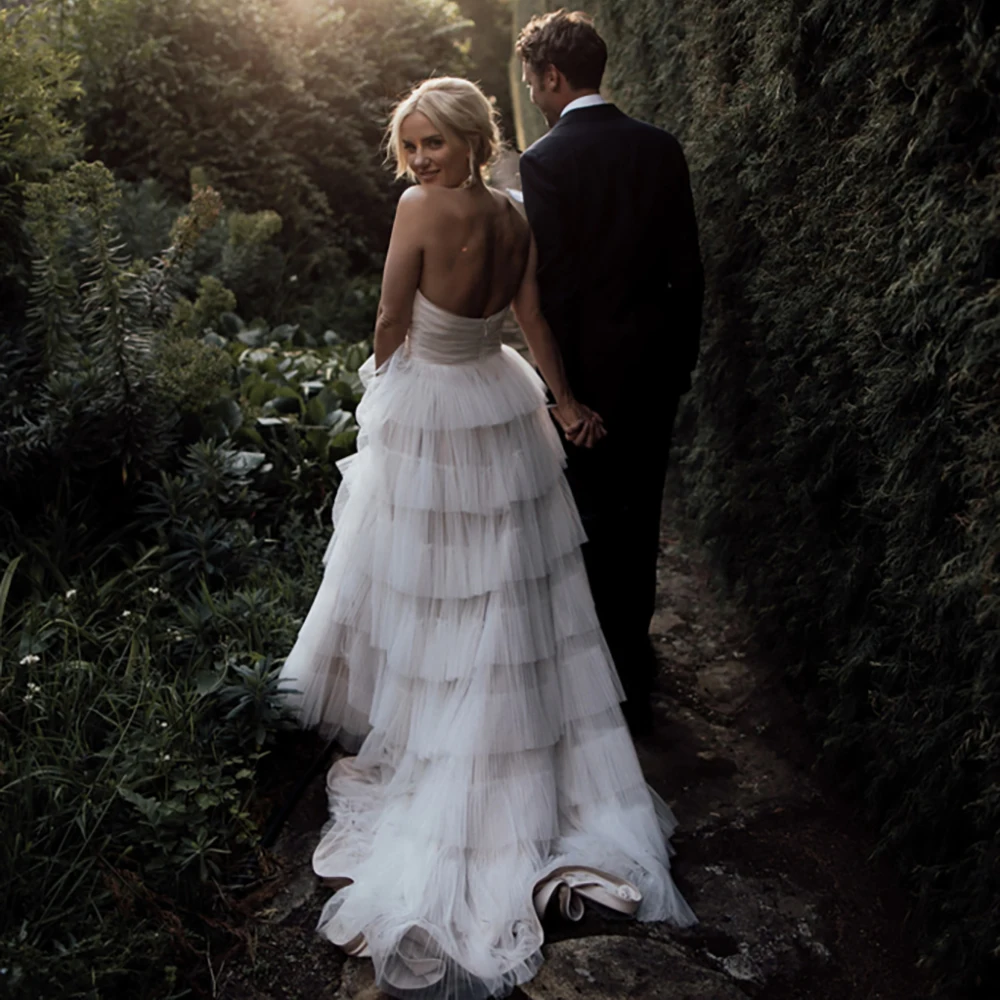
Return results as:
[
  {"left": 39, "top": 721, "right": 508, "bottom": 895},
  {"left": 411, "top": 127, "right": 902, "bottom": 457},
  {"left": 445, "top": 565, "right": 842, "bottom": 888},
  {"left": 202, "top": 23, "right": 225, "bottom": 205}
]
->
[{"left": 562, "top": 394, "right": 681, "bottom": 712}]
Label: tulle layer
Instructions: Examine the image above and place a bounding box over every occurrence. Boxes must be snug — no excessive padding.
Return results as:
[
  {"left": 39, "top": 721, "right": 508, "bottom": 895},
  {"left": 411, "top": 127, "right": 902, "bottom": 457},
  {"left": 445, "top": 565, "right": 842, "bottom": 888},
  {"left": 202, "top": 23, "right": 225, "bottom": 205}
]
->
[
  {"left": 278, "top": 338, "right": 696, "bottom": 1000},
  {"left": 279, "top": 619, "right": 627, "bottom": 758},
  {"left": 310, "top": 715, "right": 697, "bottom": 1000},
  {"left": 357, "top": 343, "right": 549, "bottom": 433},
  {"left": 299, "top": 550, "right": 605, "bottom": 673},
  {"left": 370, "top": 407, "right": 567, "bottom": 514},
  {"left": 328, "top": 480, "right": 587, "bottom": 600}
]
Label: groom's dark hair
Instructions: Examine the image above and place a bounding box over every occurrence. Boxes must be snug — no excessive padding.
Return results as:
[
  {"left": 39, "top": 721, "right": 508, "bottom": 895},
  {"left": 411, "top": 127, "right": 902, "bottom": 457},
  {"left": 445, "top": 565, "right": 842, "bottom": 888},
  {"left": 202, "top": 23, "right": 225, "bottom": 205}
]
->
[{"left": 515, "top": 10, "right": 607, "bottom": 91}]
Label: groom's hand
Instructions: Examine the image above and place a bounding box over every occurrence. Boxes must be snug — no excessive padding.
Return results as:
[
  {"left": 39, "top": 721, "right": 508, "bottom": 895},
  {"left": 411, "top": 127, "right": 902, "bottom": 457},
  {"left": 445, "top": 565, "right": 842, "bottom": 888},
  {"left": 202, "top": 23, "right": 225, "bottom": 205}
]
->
[
  {"left": 551, "top": 401, "right": 607, "bottom": 449},
  {"left": 568, "top": 416, "right": 605, "bottom": 449}
]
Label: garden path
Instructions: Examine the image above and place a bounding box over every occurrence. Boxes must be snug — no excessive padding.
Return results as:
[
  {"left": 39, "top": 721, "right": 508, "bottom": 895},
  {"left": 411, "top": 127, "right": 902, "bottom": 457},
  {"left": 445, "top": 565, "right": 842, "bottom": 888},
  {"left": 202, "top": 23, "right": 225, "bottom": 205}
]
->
[{"left": 217, "top": 472, "right": 933, "bottom": 1000}]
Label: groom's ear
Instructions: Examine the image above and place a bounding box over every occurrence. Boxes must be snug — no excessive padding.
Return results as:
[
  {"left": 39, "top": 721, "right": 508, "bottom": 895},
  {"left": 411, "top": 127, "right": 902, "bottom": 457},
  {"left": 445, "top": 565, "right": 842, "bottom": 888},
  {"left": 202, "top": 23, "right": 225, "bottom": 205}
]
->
[{"left": 543, "top": 63, "right": 563, "bottom": 93}]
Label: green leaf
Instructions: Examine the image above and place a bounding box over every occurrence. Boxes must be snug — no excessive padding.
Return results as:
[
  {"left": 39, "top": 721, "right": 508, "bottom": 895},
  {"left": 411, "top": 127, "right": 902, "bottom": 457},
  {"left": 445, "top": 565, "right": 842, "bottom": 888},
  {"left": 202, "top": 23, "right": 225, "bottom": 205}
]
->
[
  {"left": 205, "top": 397, "right": 243, "bottom": 434},
  {"left": 270, "top": 323, "right": 298, "bottom": 343},
  {"left": 263, "top": 392, "right": 302, "bottom": 416},
  {"left": 202, "top": 331, "right": 227, "bottom": 349},
  {"left": 306, "top": 428, "right": 330, "bottom": 458},
  {"left": 323, "top": 407, "right": 350, "bottom": 431},
  {"left": 330, "top": 428, "right": 359, "bottom": 451},
  {"left": 305, "top": 396, "right": 326, "bottom": 425},
  {"left": 218, "top": 312, "right": 245, "bottom": 337},
  {"left": 230, "top": 451, "right": 266, "bottom": 474},
  {"left": 118, "top": 788, "right": 164, "bottom": 825},
  {"left": 0, "top": 555, "right": 24, "bottom": 634},
  {"left": 195, "top": 671, "right": 223, "bottom": 696},
  {"left": 248, "top": 380, "right": 277, "bottom": 406},
  {"left": 236, "top": 328, "right": 266, "bottom": 348},
  {"left": 344, "top": 344, "right": 368, "bottom": 372},
  {"left": 332, "top": 375, "right": 363, "bottom": 401}
]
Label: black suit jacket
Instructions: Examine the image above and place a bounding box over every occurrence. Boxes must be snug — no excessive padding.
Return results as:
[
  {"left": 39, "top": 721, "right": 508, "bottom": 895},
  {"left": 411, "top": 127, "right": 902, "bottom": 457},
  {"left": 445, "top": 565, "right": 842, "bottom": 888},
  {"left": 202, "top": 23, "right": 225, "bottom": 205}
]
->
[{"left": 520, "top": 104, "right": 703, "bottom": 430}]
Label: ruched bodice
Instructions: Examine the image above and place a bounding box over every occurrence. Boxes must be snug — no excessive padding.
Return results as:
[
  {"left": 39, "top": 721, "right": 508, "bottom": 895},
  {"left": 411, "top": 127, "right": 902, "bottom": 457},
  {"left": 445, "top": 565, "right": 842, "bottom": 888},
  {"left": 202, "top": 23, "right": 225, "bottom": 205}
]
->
[{"left": 407, "top": 289, "right": 510, "bottom": 364}]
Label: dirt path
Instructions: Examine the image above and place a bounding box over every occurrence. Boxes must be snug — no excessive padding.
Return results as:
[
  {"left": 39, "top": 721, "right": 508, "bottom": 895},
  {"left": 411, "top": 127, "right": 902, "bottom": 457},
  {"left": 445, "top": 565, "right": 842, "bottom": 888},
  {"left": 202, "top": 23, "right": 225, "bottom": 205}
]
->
[{"left": 218, "top": 474, "right": 934, "bottom": 1000}]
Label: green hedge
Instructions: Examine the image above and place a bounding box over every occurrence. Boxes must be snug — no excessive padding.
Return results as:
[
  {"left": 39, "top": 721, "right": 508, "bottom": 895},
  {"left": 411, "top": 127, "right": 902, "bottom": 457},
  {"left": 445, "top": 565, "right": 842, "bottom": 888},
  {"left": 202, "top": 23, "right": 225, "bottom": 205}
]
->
[{"left": 562, "top": 0, "right": 998, "bottom": 993}]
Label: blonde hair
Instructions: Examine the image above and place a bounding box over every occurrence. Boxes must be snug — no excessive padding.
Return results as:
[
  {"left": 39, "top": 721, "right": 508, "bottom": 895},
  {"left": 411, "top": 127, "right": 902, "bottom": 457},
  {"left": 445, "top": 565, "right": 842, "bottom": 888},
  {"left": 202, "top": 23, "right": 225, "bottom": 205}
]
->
[{"left": 386, "top": 77, "right": 501, "bottom": 184}]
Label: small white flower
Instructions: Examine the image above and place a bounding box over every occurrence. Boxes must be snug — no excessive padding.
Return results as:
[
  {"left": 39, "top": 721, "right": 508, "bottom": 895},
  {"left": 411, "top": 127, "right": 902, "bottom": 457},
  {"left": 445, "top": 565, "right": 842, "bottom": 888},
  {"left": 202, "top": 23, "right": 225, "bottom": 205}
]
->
[
  {"left": 27, "top": 682, "right": 42, "bottom": 693},
  {"left": 160, "top": 721, "right": 168, "bottom": 728},
  {"left": 147, "top": 587, "right": 160, "bottom": 595},
  {"left": 22, "top": 693, "right": 34, "bottom": 705},
  {"left": 161, "top": 754, "right": 171, "bottom": 762},
  {"left": 19, "top": 654, "right": 40, "bottom": 666},
  {"left": 121, "top": 610, "right": 132, "bottom": 618},
  {"left": 64, "top": 589, "right": 77, "bottom": 600}
]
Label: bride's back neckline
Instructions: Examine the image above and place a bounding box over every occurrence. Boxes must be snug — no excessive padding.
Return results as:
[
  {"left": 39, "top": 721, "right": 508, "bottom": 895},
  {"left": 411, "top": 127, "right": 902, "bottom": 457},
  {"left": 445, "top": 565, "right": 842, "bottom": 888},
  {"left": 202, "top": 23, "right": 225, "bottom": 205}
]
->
[
  {"left": 412, "top": 186, "right": 529, "bottom": 319},
  {"left": 414, "top": 288, "right": 510, "bottom": 323}
]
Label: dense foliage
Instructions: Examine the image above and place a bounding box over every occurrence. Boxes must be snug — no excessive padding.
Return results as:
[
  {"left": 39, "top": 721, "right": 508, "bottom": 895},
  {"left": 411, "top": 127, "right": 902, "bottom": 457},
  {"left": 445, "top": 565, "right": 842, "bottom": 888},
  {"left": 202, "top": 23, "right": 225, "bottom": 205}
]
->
[
  {"left": 52, "top": 0, "right": 470, "bottom": 335},
  {"left": 548, "top": 0, "right": 998, "bottom": 993},
  {"left": 455, "top": 0, "right": 517, "bottom": 141},
  {"left": 0, "top": 1, "right": 481, "bottom": 995},
  {"left": 0, "top": 158, "right": 369, "bottom": 995}
]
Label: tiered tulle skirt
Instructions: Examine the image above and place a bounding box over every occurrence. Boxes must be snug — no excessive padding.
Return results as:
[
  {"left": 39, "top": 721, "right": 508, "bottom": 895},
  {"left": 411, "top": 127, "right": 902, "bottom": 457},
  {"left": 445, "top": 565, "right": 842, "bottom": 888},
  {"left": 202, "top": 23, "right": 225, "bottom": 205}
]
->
[{"left": 278, "top": 341, "right": 696, "bottom": 999}]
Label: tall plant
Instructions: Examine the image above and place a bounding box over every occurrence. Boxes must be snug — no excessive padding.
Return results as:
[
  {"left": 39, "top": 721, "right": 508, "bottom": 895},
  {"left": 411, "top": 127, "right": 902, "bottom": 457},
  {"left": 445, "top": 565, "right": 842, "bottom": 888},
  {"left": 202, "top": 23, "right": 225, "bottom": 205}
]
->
[
  {"left": 0, "top": 2, "right": 81, "bottom": 321},
  {"left": 1, "top": 163, "right": 226, "bottom": 592}
]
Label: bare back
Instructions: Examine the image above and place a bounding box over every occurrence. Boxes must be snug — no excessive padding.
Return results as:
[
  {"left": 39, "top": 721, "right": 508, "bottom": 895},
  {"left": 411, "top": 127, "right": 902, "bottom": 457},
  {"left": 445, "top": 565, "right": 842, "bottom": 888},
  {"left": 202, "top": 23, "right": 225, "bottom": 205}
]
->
[{"left": 416, "top": 187, "right": 531, "bottom": 318}]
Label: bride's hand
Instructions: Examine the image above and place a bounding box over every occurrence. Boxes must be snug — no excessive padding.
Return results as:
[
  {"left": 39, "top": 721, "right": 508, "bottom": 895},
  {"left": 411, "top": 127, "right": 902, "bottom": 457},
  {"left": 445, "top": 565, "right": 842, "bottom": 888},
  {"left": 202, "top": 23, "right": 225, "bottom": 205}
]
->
[{"left": 551, "top": 400, "right": 606, "bottom": 449}]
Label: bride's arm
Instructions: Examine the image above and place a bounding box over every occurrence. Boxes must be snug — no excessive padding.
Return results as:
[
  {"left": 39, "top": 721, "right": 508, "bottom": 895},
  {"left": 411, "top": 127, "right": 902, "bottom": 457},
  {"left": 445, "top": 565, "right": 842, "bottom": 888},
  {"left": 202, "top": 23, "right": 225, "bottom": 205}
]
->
[
  {"left": 374, "top": 188, "right": 425, "bottom": 368},
  {"left": 512, "top": 235, "right": 605, "bottom": 448}
]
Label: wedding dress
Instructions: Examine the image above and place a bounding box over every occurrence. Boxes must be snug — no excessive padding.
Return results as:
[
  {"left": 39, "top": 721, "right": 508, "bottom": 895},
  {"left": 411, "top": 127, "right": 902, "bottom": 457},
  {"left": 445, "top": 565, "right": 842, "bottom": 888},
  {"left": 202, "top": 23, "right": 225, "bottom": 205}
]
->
[{"left": 278, "top": 289, "right": 696, "bottom": 999}]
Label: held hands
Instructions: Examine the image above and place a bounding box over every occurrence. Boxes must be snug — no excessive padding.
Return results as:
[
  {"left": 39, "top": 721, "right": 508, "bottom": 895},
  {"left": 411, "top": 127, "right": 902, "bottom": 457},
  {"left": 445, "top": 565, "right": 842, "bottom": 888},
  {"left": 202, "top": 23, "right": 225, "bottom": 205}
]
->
[{"left": 550, "top": 399, "right": 607, "bottom": 449}]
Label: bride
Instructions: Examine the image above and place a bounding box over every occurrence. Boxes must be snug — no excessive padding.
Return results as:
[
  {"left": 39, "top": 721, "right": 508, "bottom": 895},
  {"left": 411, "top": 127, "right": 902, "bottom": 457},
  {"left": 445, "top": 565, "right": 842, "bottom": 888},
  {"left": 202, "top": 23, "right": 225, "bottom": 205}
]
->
[{"left": 278, "top": 76, "right": 696, "bottom": 999}]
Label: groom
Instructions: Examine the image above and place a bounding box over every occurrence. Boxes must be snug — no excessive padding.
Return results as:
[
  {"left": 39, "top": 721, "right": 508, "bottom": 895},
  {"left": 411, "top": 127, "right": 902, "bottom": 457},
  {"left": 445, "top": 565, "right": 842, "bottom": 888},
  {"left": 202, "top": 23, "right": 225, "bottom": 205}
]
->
[{"left": 516, "top": 11, "right": 704, "bottom": 737}]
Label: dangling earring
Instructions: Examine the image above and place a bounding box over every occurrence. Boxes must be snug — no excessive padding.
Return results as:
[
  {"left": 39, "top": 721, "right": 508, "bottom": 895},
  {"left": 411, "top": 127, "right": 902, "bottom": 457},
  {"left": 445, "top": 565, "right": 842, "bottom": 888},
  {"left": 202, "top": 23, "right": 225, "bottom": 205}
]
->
[{"left": 462, "top": 149, "right": 478, "bottom": 189}]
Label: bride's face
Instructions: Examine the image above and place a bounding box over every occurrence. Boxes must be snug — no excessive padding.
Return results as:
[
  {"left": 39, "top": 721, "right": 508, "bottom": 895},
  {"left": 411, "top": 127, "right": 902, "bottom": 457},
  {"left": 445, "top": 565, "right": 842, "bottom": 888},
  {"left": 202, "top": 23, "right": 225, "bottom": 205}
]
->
[{"left": 400, "top": 112, "right": 471, "bottom": 188}]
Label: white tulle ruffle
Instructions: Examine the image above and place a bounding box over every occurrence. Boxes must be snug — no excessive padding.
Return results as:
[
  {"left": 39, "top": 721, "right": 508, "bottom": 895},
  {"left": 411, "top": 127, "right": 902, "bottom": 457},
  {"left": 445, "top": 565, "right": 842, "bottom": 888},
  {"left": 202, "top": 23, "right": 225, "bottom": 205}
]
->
[{"left": 279, "top": 320, "right": 695, "bottom": 1000}]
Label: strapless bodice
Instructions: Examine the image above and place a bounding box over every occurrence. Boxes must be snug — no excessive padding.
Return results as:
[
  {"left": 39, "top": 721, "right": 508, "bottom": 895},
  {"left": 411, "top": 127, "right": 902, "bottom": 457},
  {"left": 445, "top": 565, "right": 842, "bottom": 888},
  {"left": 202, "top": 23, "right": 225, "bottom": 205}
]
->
[{"left": 407, "top": 290, "right": 511, "bottom": 364}]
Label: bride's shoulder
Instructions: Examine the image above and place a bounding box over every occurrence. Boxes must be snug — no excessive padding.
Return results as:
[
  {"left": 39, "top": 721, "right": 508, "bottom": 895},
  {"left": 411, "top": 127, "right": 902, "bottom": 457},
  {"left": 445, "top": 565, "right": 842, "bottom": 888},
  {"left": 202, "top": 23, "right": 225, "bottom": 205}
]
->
[
  {"left": 396, "top": 184, "right": 433, "bottom": 212},
  {"left": 393, "top": 186, "right": 454, "bottom": 234},
  {"left": 396, "top": 183, "right": 465, "bottom": 220}
]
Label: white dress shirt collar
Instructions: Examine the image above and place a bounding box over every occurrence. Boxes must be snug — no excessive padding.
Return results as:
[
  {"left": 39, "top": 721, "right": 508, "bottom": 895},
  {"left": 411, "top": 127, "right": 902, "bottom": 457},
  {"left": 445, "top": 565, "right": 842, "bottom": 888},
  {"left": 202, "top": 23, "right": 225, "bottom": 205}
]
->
[{"left": 560, "top": 94, "right": 608, "bottom": 118}]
